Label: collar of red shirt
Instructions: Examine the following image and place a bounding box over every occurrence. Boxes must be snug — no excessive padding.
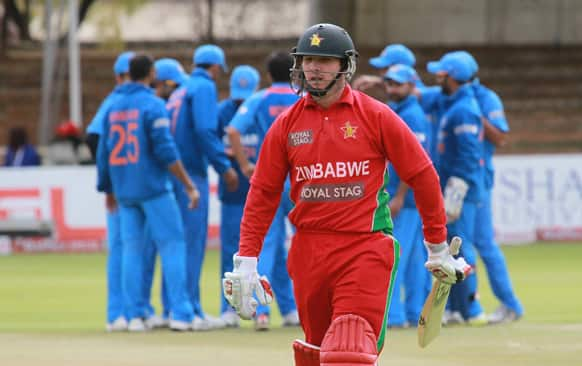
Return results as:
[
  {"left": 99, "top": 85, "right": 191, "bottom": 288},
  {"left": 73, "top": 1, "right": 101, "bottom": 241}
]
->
[{"left": 304, "top": 84, "right": 355, "bottom": 108}]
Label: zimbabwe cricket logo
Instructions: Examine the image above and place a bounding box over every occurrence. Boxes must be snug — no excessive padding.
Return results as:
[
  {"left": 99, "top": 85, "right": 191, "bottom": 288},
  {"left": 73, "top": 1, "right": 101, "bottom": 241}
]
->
[
  {"left": 341, "top": 121, "right": 358, "bottom": 139},
  {"left": 310, "top": 33, "right": 324, "bottom": 47}
]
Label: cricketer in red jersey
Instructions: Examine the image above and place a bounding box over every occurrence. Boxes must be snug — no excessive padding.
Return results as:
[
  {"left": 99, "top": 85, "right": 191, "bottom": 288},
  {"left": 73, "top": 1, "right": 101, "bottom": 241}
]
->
[{"left": 223, "top": 23, "right": 471, "bottom": 366}]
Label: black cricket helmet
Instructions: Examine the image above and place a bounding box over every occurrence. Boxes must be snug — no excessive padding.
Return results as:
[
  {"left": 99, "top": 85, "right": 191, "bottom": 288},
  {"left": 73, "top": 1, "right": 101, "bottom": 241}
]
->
[{"left": 290, "top": 23, "right": 359, "bottom": 96}]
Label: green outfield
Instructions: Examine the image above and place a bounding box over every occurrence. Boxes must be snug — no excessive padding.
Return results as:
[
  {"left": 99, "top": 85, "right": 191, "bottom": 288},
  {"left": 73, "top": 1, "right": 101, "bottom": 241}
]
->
[{"left": 1, "top": 243, "right": 581, "bottom": 365}]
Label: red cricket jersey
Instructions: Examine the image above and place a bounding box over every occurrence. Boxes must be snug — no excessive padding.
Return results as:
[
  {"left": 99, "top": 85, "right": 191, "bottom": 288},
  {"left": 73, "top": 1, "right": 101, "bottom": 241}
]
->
[{"left": 239, "top": 85, "right": 446, "bottom": 257}]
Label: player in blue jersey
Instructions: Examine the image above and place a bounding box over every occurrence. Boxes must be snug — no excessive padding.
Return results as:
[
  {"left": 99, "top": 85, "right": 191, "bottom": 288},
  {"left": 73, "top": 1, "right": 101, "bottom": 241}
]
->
[
  {"left": 216, "top": 65, "right": 261, "bottom": 327},
  {"left": 382, "top": 64, "right": 432, "bottom": 328},
  {"left": 139, "top": 57, "right": 191, "bottom": 328},
  {"left": 353, "top": 44, "right": 422, "bottom": 99},
  {"left": 226, "top": 51, "right": 300, "bottom": 331},
  {"left": 426, "top": 51, "right": 487, "bottom": 325},
  {"left": 86, "top": 50, "right": 134, "bottom": 332},
  {"left": 415, "top": 83, "right": 443, "bottom": 162},
  {"left": 96, "top": 54, "right": 199, "bottom": 332},
  {"left": 172, "top": 44, "right": 239, "bottom": 330},
  {"left": 461, "top": 52, "right": 524, "bottom": 324},
  {"left": 370, "top": 44, "right": 416, "bottom": 75},
  {"left": 154, "top": 58, "right": 188, "bottom": 100}
]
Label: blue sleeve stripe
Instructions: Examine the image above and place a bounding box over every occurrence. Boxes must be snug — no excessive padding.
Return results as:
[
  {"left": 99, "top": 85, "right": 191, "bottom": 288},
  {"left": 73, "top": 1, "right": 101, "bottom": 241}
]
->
[{"left": 453, "top": 124, "right": 479, "bottom": 135}]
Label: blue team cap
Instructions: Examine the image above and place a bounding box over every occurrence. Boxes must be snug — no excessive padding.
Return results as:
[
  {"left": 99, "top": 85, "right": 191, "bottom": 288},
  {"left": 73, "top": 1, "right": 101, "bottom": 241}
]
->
[
  {"left": 427, "top": 52, "right": 473, "bottom": 82},
  {"left": 369, "top": 44, "right": 416, "bottom": 69},
  {"left": 113, "top": 51, "right": 135, "bottom": 75},
  {"left": 193, "top": 44, "right": 228, "bottom": 72},
  {"left": 230, "top": 65, "right": 260, "bottom": 100},
  {"left": 452, "top": 50, "right": 479, "bottom": 78},
  {"left": 383, "top": 64, "right": 418, "bottom": 84},
  {"left": 154, "top": 58, "right": 188, "bottom": 85}
]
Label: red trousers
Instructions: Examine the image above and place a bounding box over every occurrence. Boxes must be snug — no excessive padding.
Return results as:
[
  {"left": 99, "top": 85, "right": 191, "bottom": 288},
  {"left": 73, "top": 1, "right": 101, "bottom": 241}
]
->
[{"left": 287, "top": 230, "right": 397, "bottom": 348}]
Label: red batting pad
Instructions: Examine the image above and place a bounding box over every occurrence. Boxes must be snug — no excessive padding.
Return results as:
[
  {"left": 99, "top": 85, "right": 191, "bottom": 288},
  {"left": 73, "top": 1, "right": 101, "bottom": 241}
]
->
[
  {"left": 293, "top": 339, "right": 320, "bottom": 366},
  {"left": 320, "top": 314, "right": 378, "bottom": 366}
]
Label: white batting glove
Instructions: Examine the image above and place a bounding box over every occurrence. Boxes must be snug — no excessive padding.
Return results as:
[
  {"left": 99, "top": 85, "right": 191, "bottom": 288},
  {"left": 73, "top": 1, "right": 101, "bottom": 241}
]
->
[
  {"left": 424, "top": 237, "right": 472, "bottom": 285},
  {"left": 222, "top": 255, "right": 274, "bottom": 320},
  {"left": 443, "top": 176, "right": 469, "bottom": 223}
]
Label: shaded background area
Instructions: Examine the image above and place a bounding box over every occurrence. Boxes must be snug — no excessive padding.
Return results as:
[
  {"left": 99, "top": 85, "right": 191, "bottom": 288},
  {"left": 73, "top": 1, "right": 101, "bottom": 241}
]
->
[{"left": 1, "top": 0, "right": 582, "bottom": 154}]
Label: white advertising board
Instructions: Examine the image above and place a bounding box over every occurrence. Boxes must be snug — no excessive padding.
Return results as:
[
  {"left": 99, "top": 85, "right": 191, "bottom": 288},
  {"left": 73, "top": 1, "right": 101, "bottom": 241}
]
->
[
  {"left": 492, "top": 154, "right": 582, "bottom": 244},
  {"left": 0, "top": 166, "right": 220, "bottom": 253},
  {"left": 0, "top": 154, "right": 580, "bottom": 253}
]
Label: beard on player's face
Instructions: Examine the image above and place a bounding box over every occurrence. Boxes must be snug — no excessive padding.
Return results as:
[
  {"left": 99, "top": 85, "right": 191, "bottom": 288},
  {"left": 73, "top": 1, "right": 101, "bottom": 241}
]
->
[{"left": 437, "top": 74, "right": 453, "bottom": 95}]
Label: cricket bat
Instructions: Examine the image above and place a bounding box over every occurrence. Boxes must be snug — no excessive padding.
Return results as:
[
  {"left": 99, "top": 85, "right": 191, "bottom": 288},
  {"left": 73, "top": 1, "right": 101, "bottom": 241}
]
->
[{"left": 417, "top": 237, "right": 462, "bottom": 348}]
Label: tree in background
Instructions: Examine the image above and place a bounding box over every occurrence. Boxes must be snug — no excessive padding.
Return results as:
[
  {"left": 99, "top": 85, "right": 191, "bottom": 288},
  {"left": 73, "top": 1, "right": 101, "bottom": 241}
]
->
[
  {"left": 1, "top": 0, "right": 97, "bottom": 51},
  {"left": 2, "top": 0, "right": 32, "bottom": 48},
  {"left": 89, "top": 0, "right": 147, "bottom": 50}
]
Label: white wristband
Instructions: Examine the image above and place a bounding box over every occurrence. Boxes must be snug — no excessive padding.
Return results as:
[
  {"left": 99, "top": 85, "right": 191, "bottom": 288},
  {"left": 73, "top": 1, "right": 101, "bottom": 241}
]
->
[
  {"left": 424, "top": 241, "right": 448, "bottom": 255},
  {"left": 234, "top": 255, "right": 258, "bottom": 273}
]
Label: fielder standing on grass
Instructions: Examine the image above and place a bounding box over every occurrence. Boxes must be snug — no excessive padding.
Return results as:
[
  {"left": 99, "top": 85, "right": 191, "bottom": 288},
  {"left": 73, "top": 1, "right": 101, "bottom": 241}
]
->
[
  {"left": 217, "top": 64, "right": 261, "bottom": 327},
  {"left": 86, "top": 50, "right": 134, "bottom": 332},
  {"left": 223, "top": 23, "right": 471, "bottom": 366},
  {"left": 140, "top": 57, "right": 191, "bottom": 326},
  {"left": 461, "top": 51, "right": 524, "bottom": 323},
  {"left": 227, "top": 51, "right": 301, "bottom": 331},
  {"left": 424, "top": 51, "right": 487, "bottom": 325},
  {"left": 97, "top": 54, "right": 199, "bottom": 332},
  {"left": 172, "top": 44, "right": 239, "bottom": 330},
  {"left": 383, "top": 64, "right": 432, "bottom": 329}
]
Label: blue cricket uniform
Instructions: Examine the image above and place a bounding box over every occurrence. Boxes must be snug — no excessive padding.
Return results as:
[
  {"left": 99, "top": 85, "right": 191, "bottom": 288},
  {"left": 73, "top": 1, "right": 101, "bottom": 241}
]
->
[
  {"left": 417, "top": 85, "right": 443, "bottom": 163},
  {"left": 385, "top": 95, "right": 432, "bottom": 326},
  {"left": 473, "top": 80, "right": 508, "bottom": 190},
  {"left": 471, "top": 79, "right": 523, "bottom": 316},
  {"left": 96, "top": 82, "right": 194, "bottom": 323},
  {"left": 217, "top": 99, "right": 255, "bottom": 204},
  {"left": 435, "top": 83, "right": 484, "bottom": 320},
  {"left": 142, "top": 75, "right": 191, "bottom": 322},
  {"left": 142, "top": 223, "right": 170, "bottom": 319},
  {"left": 229, "top": 82, "right": 299, "bottom": 318},
  {"left": 217, "top": 98, "right": 258, "bottom": 314},
  {"left": 171, "top": 68, "right": 232, "bottom": 317},
  {"left": 87, "top": 85, "right": 126, "bottom": 324}
]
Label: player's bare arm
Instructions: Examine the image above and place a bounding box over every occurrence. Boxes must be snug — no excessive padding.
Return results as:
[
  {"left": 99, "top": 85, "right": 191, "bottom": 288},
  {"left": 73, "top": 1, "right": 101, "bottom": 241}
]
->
[
  {"left": 168, "top": 160, "right": 199, "bottom": 209},
  {"left": 352, "top": 74, "right": 384, "bottom": 91},
  {"left": 482, "top": 116, "right": 508, "bottom": 147},
  {"left": 105, "top": 193, "right": 117, "bottom": 212},
  {"left": 222, "top": 168, "right": 239, "bottom": 192},
  {"left": 226, "top": 125, "right": 255, "bottom": 178}
]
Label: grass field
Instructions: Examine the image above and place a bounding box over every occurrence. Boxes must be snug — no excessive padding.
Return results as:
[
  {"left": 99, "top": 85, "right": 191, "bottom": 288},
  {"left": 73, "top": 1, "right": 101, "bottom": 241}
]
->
[{"left": 1, "top": 243, "right": 582, "bottom": 365}]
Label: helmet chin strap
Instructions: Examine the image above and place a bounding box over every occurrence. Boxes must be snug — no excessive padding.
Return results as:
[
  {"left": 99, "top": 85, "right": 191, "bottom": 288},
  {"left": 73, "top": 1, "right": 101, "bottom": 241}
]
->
[
  {"left": 305, "top": 77, "right": 338, "bottom": 97},
  {"left": 302, "top": 72, "right": 343, "bottom": 97}
]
